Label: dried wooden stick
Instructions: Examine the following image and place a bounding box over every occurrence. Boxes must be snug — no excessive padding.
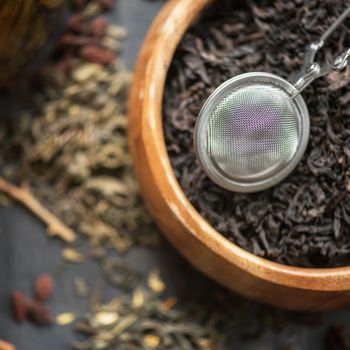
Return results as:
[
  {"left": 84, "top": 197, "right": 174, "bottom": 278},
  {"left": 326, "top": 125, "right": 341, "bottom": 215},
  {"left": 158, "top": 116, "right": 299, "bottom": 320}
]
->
[
  {"left": 0, "top": 177, "right": 75, "bottom": 242},
  {"left": 0, "top": 339, "right": 16, "bottom": 350}
]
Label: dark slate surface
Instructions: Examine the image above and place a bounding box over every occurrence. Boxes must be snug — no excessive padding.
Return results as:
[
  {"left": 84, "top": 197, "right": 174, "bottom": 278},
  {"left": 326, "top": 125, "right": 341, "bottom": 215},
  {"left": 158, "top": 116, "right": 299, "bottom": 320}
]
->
[{"left": 0, "top": 1, "right": 350, "bottom": 349}]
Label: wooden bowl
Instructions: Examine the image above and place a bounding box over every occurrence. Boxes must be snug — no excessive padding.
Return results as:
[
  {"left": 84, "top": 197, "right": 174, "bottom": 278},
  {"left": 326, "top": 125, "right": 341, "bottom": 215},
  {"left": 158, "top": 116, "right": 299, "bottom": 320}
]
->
[{"left": 128, "top": 0, "right": 350, "bottom": 311}]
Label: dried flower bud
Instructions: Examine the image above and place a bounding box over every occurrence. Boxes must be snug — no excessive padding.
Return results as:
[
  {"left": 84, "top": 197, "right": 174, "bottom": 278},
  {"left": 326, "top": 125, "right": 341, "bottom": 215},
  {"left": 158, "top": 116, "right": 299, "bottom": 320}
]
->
[
  {"left": 26, "top": 302, "right": 53, "bottom": 326},
  {"left": 34, "top": 274, "right": 53, "bottom": 302},
  {"left": 79, "top": 46, "right": 116, "bottom": 65},
  {"left": 12, "top": 291, "right": 27, "bottom": 323}
]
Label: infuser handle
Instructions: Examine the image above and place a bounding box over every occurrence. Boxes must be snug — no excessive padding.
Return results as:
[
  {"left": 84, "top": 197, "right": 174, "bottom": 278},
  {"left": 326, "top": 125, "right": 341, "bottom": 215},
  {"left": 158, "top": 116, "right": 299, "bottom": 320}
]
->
[
  {"left": 293, "top": 47, "right": 350, "bottom": 96},
  {"left": 293, "top": 5, "right": 350, "bottom": 97},
  {"left": 302, "top": 5, "right": 350, "bottom": 74}
]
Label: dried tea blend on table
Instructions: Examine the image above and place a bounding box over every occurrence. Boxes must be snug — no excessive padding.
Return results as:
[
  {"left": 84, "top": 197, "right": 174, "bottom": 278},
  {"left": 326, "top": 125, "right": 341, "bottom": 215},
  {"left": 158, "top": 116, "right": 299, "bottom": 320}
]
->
[
  {"left": 0, "top": 1, "right": 232, "bottom": 348},
  {"left": 0, "top": 53, "right": 157, "bottom": 255},
  {"left": 163, "top": 0, "right": 350, "bottom": 268}
]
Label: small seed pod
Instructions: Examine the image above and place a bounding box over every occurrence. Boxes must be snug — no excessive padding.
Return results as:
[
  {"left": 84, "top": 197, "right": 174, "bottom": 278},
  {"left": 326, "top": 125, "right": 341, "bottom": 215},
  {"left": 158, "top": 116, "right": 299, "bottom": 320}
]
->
[
  {"left": 34, "top": 274, "right": 53, "bottom": 302},
  {"left": 12, "top": 291, "right": 27, "bottom": 323},
  {"left": 26, "top": 302, "right": 53, "bottom": 326}
]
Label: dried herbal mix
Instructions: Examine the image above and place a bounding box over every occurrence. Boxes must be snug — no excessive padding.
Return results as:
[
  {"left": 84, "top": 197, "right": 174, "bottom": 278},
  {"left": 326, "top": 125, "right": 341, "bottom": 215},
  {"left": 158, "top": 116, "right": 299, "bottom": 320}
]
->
[
  {"left": 72, "top": 272, "right": 229, "bottom": 350},
  {"left": 163, "top": 0, "right": 350, "bottom": 268},
  {"left": 0, "top": 33, "right": 157, "bottom": 255}
]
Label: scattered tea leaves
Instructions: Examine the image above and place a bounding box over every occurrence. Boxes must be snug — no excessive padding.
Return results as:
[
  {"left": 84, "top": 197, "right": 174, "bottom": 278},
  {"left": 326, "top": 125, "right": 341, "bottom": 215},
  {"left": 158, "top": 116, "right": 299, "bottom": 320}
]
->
[
  {"left": 75, "top": 277, "right": 89, "bottom": 298},
  {"left": 102, "top": 258, "right": 140, "bottom": 290},
  {"left": 62, "top": 248, "right": 85, "bottom": 263},
  {"left": 148, "top": 269, "right": 165, "bottom": 294},
  {"left": 56, "top": 312, "right": 77, "bottom": 326},
  {"left": 132, "top": 288, "right": 145, "bottom": 308},
  {"left": 143, "top": 334, "right": 161, "bottom": 348},
  {"left": 73, "top": 287, "right": 227, "bottom": 350},
  {"left": 95, "top": 311, "right": 119, "bottom": 327},
  {"left": 0, "top": 0, "right": 158, "bottom": 258}
]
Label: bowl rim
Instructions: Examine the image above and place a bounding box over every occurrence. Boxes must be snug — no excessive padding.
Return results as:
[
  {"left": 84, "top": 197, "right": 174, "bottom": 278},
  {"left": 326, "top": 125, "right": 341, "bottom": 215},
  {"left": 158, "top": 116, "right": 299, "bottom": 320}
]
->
[{"left": 137, "top": 0, "right": 350, "bottom": 292}]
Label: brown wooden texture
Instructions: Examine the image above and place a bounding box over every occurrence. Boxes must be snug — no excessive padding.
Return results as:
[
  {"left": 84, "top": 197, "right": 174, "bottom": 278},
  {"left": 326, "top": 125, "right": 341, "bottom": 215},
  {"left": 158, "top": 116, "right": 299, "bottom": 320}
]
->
[
  {"left": 128, "top": 0, "right": 350, "bottom": 311},
  {"left": 0, "top": 0, "right": 64, "bottom": 85}
]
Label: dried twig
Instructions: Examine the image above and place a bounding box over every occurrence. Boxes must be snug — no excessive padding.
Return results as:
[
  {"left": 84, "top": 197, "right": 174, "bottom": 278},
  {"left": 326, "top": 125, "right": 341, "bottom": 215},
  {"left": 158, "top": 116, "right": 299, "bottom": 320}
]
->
[{"left": 0, "top": 177, "right": 75, "bottom": 242}]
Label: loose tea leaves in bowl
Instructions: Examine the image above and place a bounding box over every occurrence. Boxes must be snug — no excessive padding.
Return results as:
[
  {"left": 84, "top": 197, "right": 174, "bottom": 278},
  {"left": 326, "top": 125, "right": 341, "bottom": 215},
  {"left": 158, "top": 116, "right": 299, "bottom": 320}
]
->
[{"left": 163, "top": 0, "right": 350, "bottom": 268}]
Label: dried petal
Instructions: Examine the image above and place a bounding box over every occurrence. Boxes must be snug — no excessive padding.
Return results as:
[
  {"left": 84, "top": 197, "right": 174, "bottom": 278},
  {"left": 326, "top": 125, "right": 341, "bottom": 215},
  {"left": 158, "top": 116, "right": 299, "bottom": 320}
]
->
[
  {"left": 143, "top": 335, "right": 161, "bottom": 348},
  {"left": 56, "top": 312, "right": 77, "bottom": 326},
  {"left": 95, "top": 311, "right": 119, "bottom": 326},
  {"left": 62, "top": 248, "right": 85, "bottom": 263},
  {"left": 147, "top": 270, "right": 165, "bottom": 294},
  {"left": 132, "top": 288, "right": 144, "bottom": 308}
]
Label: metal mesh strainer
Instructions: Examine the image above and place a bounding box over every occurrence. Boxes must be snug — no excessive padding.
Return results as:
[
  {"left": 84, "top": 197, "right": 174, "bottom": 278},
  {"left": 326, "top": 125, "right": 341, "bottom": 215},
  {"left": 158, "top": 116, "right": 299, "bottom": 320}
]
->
[
  {"left": 194, "top": 6, "right": 350, "bottom": 193},
  {"left": 195, "top": 73, "right": 309, "bottom": 192}
]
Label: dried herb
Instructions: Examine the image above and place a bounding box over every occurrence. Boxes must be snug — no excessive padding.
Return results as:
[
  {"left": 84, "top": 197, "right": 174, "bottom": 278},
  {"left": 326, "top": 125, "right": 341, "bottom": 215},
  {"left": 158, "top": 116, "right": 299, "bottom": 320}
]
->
[
  {"left": 74, "top": 277, "right": 89, "bottom": 298},
  {"left": 163, "top": 0, "right": 350, "bottom": 268},
  {"left": 73, "top": 282, "right": 227, "bottom": 350},
  {"left": 62, "top": 248, "right": 85, "bottom": 263},
  {"left": 56, "top": 312, "right": 78, "bottom": 326},
  {"left": 0, "top": 28, "right": 158, "bottom": 257}
]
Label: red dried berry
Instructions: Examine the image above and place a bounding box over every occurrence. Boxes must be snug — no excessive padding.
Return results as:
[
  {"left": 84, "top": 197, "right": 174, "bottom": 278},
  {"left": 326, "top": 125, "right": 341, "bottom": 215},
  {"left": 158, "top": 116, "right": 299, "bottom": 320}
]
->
[
  {"left": 12, "top": 291, "right": 27, "bottom": 323},
  {"left": 80, "top": 46, "right": 116, "bottom": 65},
  {"left": 67, "top": 14, "right": 86, "bottom": 33},
  {"left": 57, "top": 34, "right": 94, "bottom": 48},
  {"left": 26, "top": 302, "right": 53, "bottom": 326},
  {"left": 91, "top": 16, "right": 107, "bottom": 37},
  {"left": 34, "top": 274, "right": 53, "bottom": 302}
]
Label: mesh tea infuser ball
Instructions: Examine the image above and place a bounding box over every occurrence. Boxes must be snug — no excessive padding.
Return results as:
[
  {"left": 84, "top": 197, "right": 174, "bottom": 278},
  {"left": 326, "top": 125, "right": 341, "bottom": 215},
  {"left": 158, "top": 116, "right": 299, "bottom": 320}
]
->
[{"left": 194, "top": 6, "right": 350, "bottom": 193}]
